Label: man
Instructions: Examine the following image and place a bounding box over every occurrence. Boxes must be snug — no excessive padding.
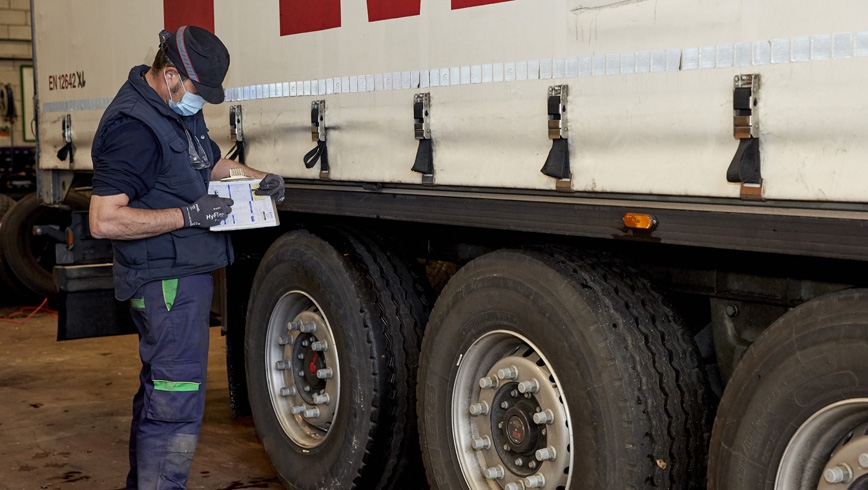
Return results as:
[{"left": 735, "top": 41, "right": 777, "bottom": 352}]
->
[{"left": 89, "top": 26, "right": 284, "bottom": 489}]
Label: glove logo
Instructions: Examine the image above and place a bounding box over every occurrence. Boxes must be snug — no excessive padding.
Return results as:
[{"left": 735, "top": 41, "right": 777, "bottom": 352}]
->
[{"left": 182, "top": 195, "right": 234, "bottom": 228}]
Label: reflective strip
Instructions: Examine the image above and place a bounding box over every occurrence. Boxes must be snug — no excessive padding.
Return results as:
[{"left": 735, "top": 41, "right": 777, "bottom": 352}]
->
[
  {"left": 223, "top": 29, "right": 868, "bottom": 102},
  {"left": 153, "top": 380, "right": 200, "bottom": 392},
  {"left": 162, "top": 278, "right": 178, "bottom": 311},
  {"left": 175, "top": 26, "right": 200, "bottom": 83},
  {"left": 130, "top": 297, "right": 145, "bottom": 309},
  {"left": 42, "top": 98, "right": 113, "bottom": 113}
]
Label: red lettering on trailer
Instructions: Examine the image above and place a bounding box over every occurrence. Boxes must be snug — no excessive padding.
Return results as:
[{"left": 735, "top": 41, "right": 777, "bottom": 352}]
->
[
  {"left": 280, "top": 0, "right": 342, "bottom": 36},
  {"left": 163, "top": 0, "right": 215, "bottom": 33},
  {"left": 367, "top": 0, "right": 420, "bottom": 22},
  {"left": 452, "top": 0, "right": 511, "bottom": 9},
  {"left": 279, "top": 0, "right": 511, "bottom": 36}
]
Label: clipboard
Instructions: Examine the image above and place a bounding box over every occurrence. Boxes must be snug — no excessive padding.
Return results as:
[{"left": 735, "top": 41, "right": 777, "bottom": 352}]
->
[{"left": 207, "top": 172, "right": 279, "bottom": 231}]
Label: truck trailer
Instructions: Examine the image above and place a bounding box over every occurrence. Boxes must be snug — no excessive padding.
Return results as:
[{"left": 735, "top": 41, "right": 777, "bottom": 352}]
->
[{"left": 30, "top": 0, "right": 868, "bottom": 489}]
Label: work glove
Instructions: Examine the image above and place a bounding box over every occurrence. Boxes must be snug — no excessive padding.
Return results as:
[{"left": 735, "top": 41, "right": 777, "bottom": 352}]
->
[
  {"left": 181, "top": 194, "right": 234, "bottom": 228},
  {"left": 255, "top": 173, "right": 285, "bottom": 203}
]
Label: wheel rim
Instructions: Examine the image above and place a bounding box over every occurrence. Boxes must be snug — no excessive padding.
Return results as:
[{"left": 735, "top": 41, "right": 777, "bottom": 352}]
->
[
  {"left": 452, "top": 330, "right": 572, "bottom": 490},
  {"left": 265, "top": 290, "right": 341, "bottom": 449},
  {"left": 776, "top": 398, "right": 868, "bottom": 489}
]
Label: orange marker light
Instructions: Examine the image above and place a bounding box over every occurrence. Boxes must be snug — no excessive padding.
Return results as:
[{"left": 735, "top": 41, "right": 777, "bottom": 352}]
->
[{"left": 622, "top": 213, "right": 657, "bottom": 230}]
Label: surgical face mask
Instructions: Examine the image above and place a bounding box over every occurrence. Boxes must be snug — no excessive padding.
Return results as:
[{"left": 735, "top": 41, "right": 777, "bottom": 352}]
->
[{"left": 164, "top": 72, "right": 205, "bottom": 116}]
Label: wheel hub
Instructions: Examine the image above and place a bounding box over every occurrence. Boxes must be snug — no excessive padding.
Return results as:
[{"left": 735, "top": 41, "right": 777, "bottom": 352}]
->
[
  {"left": 506, "top": 413, "right": 528, "bottom": 447},
  {"left": 452, "top": 331, "right": 572, "bottom": 489},
  {"left": 294, "top": 336, "right": 327, "bottom": 403},
  {"left": 491, "top": 389, "right": 544, "bottom": 468},
  {"left": 265, "top": 292, "right": 341, "bottom": 449}
]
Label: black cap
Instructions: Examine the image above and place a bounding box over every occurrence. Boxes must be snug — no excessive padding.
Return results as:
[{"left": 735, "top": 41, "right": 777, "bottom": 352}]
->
[{"left": 159, "top": 26, "right": 229, "bottom": 104}]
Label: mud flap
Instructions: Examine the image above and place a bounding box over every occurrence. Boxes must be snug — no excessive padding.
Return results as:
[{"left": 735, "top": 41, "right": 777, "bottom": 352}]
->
[{"left": 54, "top": 263, "right": 137, "bottom": 340}]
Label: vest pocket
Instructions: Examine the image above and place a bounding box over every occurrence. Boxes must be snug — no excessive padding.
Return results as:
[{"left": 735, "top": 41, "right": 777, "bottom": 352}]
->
[
  {"left": 159, "top": 133, "right": 205, "bottom": 187},
  {"left": 168, "top": 133, "right": 187, "bottom": 153},
  {"left": 113, "top": 239, "right": 147, "bottom": 267},
  {"left": 170, "top": 227, "right": 214, "bottom": 267}
]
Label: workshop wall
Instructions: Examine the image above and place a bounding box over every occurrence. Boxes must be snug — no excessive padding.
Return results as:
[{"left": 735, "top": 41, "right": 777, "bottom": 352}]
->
[{"left": 0, "top": 0, "right": 32, "bottom": 147}]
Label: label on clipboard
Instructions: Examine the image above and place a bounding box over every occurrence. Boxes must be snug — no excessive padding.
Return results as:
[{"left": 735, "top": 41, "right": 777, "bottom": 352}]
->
[{"left": 207, "top": 177, "right": 279, "bottom": 231}]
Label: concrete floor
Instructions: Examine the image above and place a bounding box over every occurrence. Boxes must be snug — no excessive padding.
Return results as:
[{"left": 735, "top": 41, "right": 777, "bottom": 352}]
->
[{"left": 0, "top": 303, "right": 282, "bottom": 490}]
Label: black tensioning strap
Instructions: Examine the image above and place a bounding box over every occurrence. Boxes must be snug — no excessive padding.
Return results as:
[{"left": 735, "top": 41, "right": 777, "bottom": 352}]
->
[{"left": 303, "top": 140, "right": 329, "bottom": 172}]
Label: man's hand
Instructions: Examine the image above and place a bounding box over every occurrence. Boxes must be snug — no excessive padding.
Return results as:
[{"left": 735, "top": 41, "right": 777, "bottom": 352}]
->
[
  {"left": 181, "top": 194, "right": 234, "bottom": 228},
  {"left": 255, "top": 173, "right": 285, "bottom": 203}
]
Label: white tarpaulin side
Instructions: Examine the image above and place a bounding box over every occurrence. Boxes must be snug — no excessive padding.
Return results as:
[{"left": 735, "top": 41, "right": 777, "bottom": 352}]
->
[{"left": 33, "top": 0, "right": 868, "bottom": 202}]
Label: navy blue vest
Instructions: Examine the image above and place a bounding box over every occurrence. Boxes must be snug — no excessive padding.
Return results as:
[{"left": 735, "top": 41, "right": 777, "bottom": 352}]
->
[{"left": 93, "top": 65, "right": 232, "bottom": 300}]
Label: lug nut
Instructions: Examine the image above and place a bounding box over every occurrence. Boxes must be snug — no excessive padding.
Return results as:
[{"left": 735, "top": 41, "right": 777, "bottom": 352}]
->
[
  {"left": 505, "top": 482, "right": 524, "bottom": 490},
  {"left": 313, "top": 393, "right": 330, "bottom": 405},
  {"left": 471, "top": 436, "right": 491, "bottom": 450},
  {"left": 482, "top": 465, "right": 505, "bottom": 480},
  {"left": 311, "top": 340, "right": 328, "bottom": 352},
  {"left": 280, "top": 386, "right": 297, "bottom": 397},
  {"left": 301, "top": 340, "right": 309, "bottom": 347},
  {"left": 287, "top": 321, "right": 299, "bottom": 331},
  {"left": 290, "top": 405, "right": 306, "bottom": 415},
  {"left": 533, "top": 409, "right": 554, "bottom": 425},
  {"left": 528, "top": 461, "right": 537, "bottom": 469},
  {"left": 536, "top": 446, "right": 557, "bottom": 461},
  {"left": 275, "top": 360, "right": 289, "bottom": 370},
  {"left": 303, "top": 408, "right": 321, "bottom": 418},
  {"left": 518, "top": 379, "right": 540, "bottom": 394},
  {"left": 303, "top": 385, "right": 311, "bottom": 392},
  {"left": 824, "top": 464, "right": 852, "bottom": 484},
  {"left": 497, "top": 366, "right": 519, "bottom": 380},
  {"left": 860, "top": 453, "right": 868, "bottom": 469},
  {"left": 479, "top": 376, "right": 499, "bottom": 389},
  {"left": 469, "top": 402, "right": 490, "bottom": 416},
  {"left": 278, "top": 336, "right": 292, "bottom": 345},
  {"left": 299, "top": 321, "right": 317, "bottom": 333},
  {"left": 514, "top": 458, "right": 523, "bottom": 466},
  {"left": 535, "top": 446, "right": 557, "bottom": 461},
  {"left": 316, "top": 368, "right": 334, "bottom": 379},
  {"left": 524, "top": 474, "right": 546, "bottom": 488},
  {"left": 501, "top": 401, "right": 510, "bottom": 409}
]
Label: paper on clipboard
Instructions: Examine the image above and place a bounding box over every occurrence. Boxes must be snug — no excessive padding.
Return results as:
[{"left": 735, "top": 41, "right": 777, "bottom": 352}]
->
[{"left": 207, "top": 177, "right": 279, "bottom": 231}]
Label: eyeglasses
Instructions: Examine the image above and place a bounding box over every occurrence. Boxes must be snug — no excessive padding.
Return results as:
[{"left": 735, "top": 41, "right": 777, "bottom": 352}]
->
[
  {"left": 184, "top": 127, "right": 210, "bottom": 169},
  {"left": 177, "top": 118, "right": 210, "bottom": 170}
]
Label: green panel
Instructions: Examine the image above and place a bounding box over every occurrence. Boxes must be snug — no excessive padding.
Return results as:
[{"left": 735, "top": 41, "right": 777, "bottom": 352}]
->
[
  {"left": 130, "top": 297, "right": 145, "bottom": 309},
  {"left": 162, "top": 278, "right": 178, "bottom": 311},
  {"left": 153, "top": 380, "right": 200, "bottom": 392}
]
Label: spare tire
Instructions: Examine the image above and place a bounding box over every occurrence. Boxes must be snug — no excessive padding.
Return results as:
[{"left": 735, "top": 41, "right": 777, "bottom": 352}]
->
[{"left": 0, "top": 191, "right": 90, "bottom": 298}]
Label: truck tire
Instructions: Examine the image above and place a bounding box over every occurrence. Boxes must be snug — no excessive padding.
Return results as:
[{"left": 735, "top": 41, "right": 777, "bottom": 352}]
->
[
  {"left": 0, "top": 194, "right": 15, "bottom": 218},
  {"left": 245, "top": 228, "right": 430, "bottom": 490},
  {"left": 708, "top": 288, "right": 868, "bottom": 490},
  {"left": 417, "top": 247, "right": 712, "bottom": 490},
  {"left": 0, "top": 191, "right": 90, "bottom": 298},
  {"left": 0, "top": 193, "right": 31, "bottom": 302}
]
